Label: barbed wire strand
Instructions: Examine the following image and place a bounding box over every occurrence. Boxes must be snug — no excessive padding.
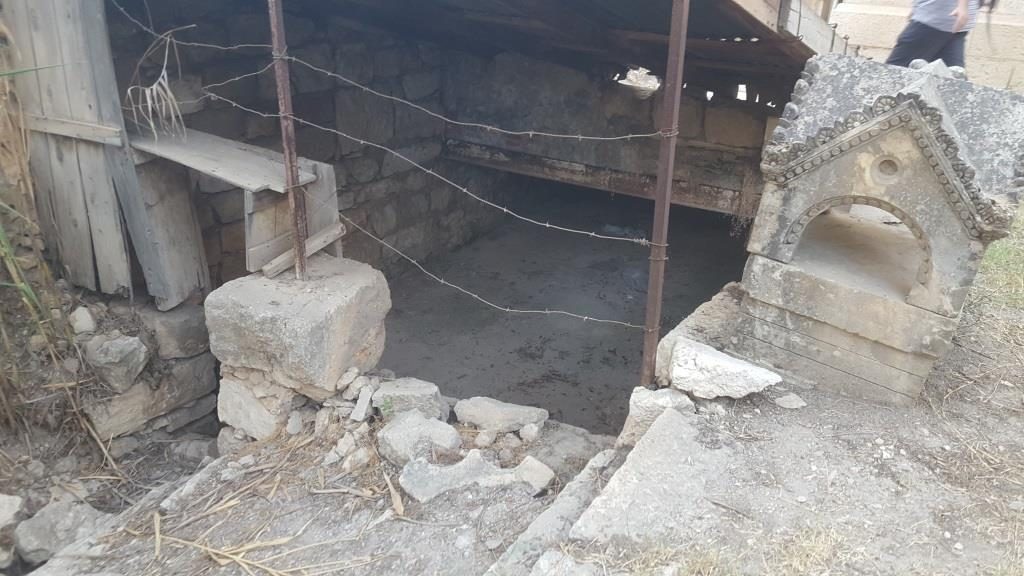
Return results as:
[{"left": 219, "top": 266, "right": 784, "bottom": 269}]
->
[
  {"left": 333, "top": 210, "right": 647, "bottom": 330},
  {"left": 285, "top": 56, "right": 675, "bottom": 142},
  {"left": 106, "top": 0, "right": 675, "bottom": 143},
  {"left": 205, "top": 91, "right": 666, "bottom": 248}
]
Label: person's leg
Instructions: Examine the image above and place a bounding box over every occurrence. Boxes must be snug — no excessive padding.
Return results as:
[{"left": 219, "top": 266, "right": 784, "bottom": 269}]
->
[
  {"left": 886, "top": 20, "right": 950, "bottom": 67},
  {"left": 935, "top": 32, "right": 968, "bottom": 67}
]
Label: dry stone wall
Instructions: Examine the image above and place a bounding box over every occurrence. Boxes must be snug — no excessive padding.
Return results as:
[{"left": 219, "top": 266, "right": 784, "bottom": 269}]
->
[{"left": 107, "top": 0, "right": 510, "bottom": 283}]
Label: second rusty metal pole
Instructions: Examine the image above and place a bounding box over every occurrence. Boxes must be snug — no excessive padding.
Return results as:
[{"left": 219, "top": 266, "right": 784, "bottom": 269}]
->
[
  {"left": 268, "top": 0, "right": 309, "bottom": 280},
  {"left": 639, "top": 0, "right": 691, "bottom": 387}
]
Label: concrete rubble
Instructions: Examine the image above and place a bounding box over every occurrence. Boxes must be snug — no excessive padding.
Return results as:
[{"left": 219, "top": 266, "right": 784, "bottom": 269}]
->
[
  {"left": 399, "top": 450, "right": 555, "bottom": 503},
  {"left": 454, "top": 396, "right": 549, "bottom": 433},
  {"left": 138, "top": 303, "right": 210, "bottom": 359},
  {"left": 377, "top": 410, "right": 461, "bottom": 465},
  {"left": 617, "top": 386, "right": 695, "bottom": 447},
  {"left": 668, "top": 336, "right": 782, "bottom": 399}
]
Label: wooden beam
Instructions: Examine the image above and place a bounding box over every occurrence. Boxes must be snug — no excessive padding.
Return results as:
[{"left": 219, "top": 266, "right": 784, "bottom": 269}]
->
[
  {"left": 444, "top": 139, "right": 742, "bottom": 215},
  {"left": 262, "top": 222, "right": 345, "bottom": 278},
  {"left": 24, "top": 114, "right": 123, "bottom": 146}
]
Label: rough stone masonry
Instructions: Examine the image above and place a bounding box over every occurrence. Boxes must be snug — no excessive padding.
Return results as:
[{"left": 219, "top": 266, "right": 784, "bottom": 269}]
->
[{"left": 206, "top": 254, "right": 391, "bottom": 440}]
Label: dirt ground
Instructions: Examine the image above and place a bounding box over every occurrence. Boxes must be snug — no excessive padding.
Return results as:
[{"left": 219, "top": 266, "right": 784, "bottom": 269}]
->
[{"left": 381, "top": 180, "right": 748, "bottom": 434}]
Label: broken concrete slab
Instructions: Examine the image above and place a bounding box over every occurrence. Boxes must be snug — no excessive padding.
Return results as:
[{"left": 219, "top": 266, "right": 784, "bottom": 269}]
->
[
  {"left": 486, "top": 450, "right": 617, "bottom": 576},
  {"left": 84, "top": 334, "right": 150, "bottom": 393},
  {"left": 669, "top": 336, "right": 781, "bottom": 399},
  {"left": 377, "top": 410, "right": 461, "bottom": 466},
  {"left": 655, "top": 283, "right": 746, "bottom": 386},
  {"left": 217, "top": 377, "right": 296, "bottom": 440},
  {"left": 14, "top": 499, "right": 112, "bottom": 565},
  {"left": 85, "top": 352, "right": 218, "bottom": 439},
  {"left": 399, "top": 450, "right": 554, "bottom": 503},
  {"left": 569, "top": 409, "right": 730, "bottom": 547},
  {"left": 372, "top": 378, "right": 444, "bottom": 420},
  {"left": 454, "top": 397, "right": 549, "bottom": 433},
  {"left": 617, "top": 387, "right": 695, "bottom": 447},
  {"left": 138, "top": 303, "right": 209, "bottom": 359},
  {"left": 205, "top": 255, "right": 391, "bottom": 401}
]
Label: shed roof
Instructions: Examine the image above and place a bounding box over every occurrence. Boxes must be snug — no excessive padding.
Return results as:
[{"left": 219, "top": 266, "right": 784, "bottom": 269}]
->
[{"left": 306, "top": 0, "right": 834, "bottom": 88}]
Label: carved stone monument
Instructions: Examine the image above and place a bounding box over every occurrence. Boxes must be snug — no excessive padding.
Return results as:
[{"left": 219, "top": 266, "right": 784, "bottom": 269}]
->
[{"left": 731, "top": 55, "right": 1024, "bottom": 404}]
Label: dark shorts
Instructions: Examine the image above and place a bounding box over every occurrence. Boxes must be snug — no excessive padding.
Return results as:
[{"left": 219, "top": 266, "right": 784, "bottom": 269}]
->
[{"left": 886, "top": 20, "right": 967, "bottom": 68}]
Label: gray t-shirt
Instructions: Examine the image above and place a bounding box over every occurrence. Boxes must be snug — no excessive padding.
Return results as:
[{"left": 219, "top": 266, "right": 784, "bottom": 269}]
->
[{"left": 913, "top": 0, "right": 981, "bottom": 33}]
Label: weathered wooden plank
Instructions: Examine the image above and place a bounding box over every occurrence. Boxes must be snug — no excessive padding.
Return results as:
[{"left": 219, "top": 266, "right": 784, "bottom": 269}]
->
[
  {"left": 24, "top": 114, "right": 122, "bottom": 146},
  {"left": 130, "top": 129, "right": 317, "bottom": 194},
  {"left": 24, "top": 0, "right": 97, "bottom": 289},
  {"left": 5, "top": 0, "right": 62, "bottom": 256},
  {"left": 78, "top": 0, "right": 175, "bottom": 301},
  {"left": 134, "top": 159, "right": 210, "bottom": 310},
  {"left": 245, "top": 160, "right": 341, "bottom": 271},
  {"left": 445, "top": 139, "right": 742, "bottom": 215},
  {"left": 55, "top": 0, "right": 131, "bottom": 294},
  {"left": 262, "top": 223, "right": 346, "bottom": 278}
]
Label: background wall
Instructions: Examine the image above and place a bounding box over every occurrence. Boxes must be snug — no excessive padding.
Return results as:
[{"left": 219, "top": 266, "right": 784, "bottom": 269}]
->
[{"left": 832, "top": 0, "right": 1024, "bottom": 92}]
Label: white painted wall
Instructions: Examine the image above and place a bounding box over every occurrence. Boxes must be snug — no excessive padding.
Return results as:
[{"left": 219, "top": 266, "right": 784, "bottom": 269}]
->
[{"left": 831, "top": 0, "right": 1024, "bottom": 92}]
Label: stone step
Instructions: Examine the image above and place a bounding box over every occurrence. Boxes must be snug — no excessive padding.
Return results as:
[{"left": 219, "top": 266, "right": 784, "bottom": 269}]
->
[
  {"left": 484, "top": 448, "right": 620, "bottom": 576},
  {"left": 566, "top": 408, "right": 730, "bottom": 548}
]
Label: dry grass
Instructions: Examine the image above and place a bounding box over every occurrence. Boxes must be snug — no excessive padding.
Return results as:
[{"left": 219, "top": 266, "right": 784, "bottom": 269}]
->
[
  {"left": 561, "top": 542, "right": 742, "bottom": 576},
  {"left": 760, "top": 527, "right": 861, "bottom": 576},
  {"left": 976, "top": 217, "right": 1024, "bottom": 309}
]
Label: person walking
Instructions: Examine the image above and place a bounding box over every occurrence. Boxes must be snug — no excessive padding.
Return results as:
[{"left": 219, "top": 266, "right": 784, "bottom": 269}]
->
[{"left": 886, "top": 0, "right": 997, "bottom": 68}]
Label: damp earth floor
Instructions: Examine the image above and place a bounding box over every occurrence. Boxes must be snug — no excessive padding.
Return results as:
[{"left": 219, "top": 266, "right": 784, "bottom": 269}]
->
[{"left": 380, "top": 180, "right": 748, "bottom": 434}]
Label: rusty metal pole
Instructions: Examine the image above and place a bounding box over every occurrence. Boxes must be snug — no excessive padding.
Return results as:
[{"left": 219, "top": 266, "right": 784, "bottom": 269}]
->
[
  {"left": 639, "top": 0, "right": 691, "bottom": 387},
  {"left": 268, "top": 0, "right": 309, "bottom": 280}
]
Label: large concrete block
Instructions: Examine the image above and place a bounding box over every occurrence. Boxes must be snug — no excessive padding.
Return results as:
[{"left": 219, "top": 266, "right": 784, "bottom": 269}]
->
[{"left": 205, "top": 255, "right": 391, "bottom": 401}]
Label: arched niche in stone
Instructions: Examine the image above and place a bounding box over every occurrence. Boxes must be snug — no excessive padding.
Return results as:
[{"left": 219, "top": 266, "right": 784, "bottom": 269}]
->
[{"left": 748, "top": 93, "right": 1005, "bottom": 316}]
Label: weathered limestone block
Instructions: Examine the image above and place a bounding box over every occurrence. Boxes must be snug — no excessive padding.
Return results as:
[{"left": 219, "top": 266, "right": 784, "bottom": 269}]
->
[
  {"left": 669, "top": 337, "right": 781, "bottom": 399},
  {"left": 617, "top": 387, "right": 695, "bottom": 447},
  {"left": 138, "top": 303, "right": 209, "bottom": 360},
  {"left": 485, "top": 450, "right": 617, "bottom": 576},
  {"left": 0, "top": 494, "right": 23, "bottom": 531},
  {"left": 377, "top": 411, "right": 461, "bottom": 466},
  {"left": 85, "top": 352, "right": 217, "bottom": 439},
  {"left": 454, "top": 397, "right": 549, "bottom": 433},
  {"left": 569, "top": 409, "right": 728, "bottom": 546},
  {"left": 205, "top": 255, "right": 391, "bottom": 401},
  {"left": 399, "top": 450, "right": 554, "bottom": 503},
  {"left": 371, "top": 378, "right": 444, "bottom": 420},
  {"left": 729, "top": 54, "right": 1024, "bottom": 405},
  {"left": 743, "top": 255, "right": 958, "bottom": 358},
  {"left": 217, "top": 378, "right": 296, "bottom": 441},
  {"left": 84, "top": 334, "right": 150, "bottom": 393},
  {"left": 14, "top": 499, "right": 112, "bottom": 565}
]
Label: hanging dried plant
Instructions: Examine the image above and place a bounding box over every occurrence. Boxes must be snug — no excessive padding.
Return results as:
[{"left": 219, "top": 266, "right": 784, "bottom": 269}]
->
[{"left": 124, "top": 30, "right": 186, "bottom": 138}]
